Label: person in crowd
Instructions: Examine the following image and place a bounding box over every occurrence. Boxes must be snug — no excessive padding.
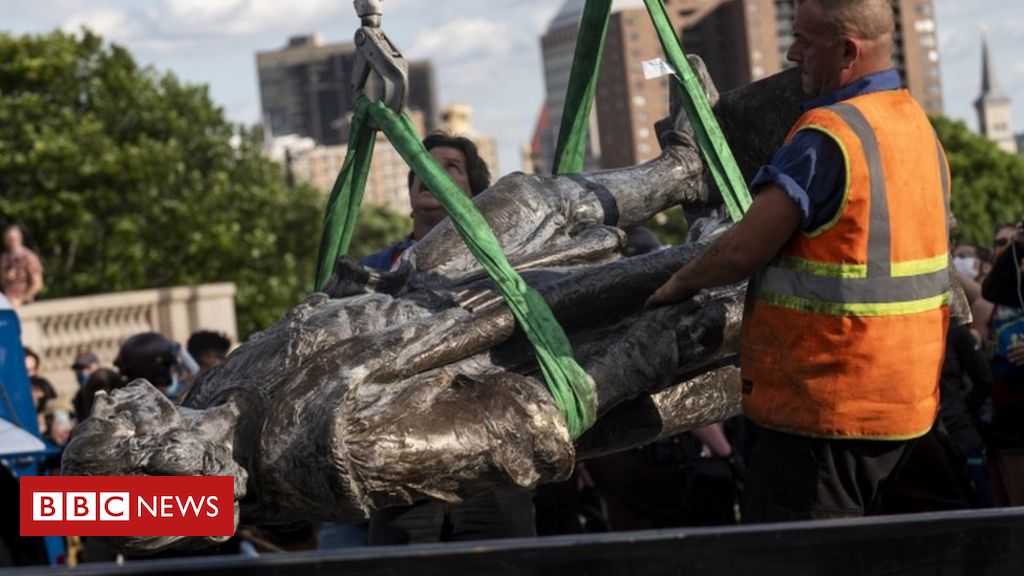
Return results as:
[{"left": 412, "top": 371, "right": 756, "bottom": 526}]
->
[
  {"left": 43, "top": 397, "right": 76, "bottom": 447},
  {"left": 354, "top": 133, "right": 535, "bottom": 546},
  {"left": 647, "top": 0, "right": 950, "bottom": 521},
  {"left": 976, "top": 220, "right": 1024, "bottom": 505},
  {"left": 981, "top": 222, "right": 1024, "bottom": 445},
  {"left": 30, "top": 375, "right": 56, "bottom": 417},
  {"left": 24, "top": 346, "right": 40, "bottom": 379},
  {"left": 187, "top": 330, "right": 232, "bottom": 375},
  {"left": 977, "top": 247, "right": 995, "bottom": 284},
  {"left": 952, "top": 244, "right": 982, "bottom": 282},
  {"left": 969, "top": 226, "right": 1020, "bottom": 343},
  {"left": 73, "top": 368, "right": 127, "bottom": 421},
  {"left": 1, "top": 224, "right": 44, "bottom": 306},
  {"left": 71, "top": 350, "right": 101, "bottom": 388},
  {"left": 359, "top": 132, "right": 491, "bottom": 270},
  {"left": 939, "top": 322, "right": 994, "bottom": 506},
  {"left": 114, "top": 332, "right": 193, "bottom": 400}
]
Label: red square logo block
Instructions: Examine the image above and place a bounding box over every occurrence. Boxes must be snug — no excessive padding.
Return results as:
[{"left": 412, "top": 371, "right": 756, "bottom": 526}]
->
[{"left": 20, "top": 476, "right": 234, "bottom": 537}]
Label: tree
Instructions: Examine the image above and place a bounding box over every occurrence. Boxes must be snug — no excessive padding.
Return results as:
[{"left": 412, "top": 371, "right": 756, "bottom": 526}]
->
[
  {"left": 932, "top": 115, "right": 1024, "bottom": 247},
  {"left": 348, "top": 204, "right": 411, "bottom": 260},
  {"left": 0, "top": 29, "right": 328, "bottom": 338}
]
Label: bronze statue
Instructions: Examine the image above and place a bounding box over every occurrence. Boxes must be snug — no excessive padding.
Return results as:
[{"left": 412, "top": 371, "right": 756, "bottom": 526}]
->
[{"left": 63, "top": 62, "right": 814, "bottom": 552}]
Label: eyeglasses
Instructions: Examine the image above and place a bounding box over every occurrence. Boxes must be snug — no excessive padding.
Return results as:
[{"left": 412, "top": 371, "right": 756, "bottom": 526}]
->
[{"left": 994, "top": 238, "right": 1012, "bottom": 248}]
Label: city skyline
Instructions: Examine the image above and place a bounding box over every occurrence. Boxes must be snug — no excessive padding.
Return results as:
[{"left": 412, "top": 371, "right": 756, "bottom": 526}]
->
[{"left": 5, "top": 0, "right": 1024, "bottom": 173}]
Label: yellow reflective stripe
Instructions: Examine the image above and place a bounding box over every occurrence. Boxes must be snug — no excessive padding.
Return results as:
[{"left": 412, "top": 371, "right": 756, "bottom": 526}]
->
[
  {"left": 796, "top": 125, "right": 851, "bottom": 238},
  {"left": 774, "top": 255, "right": 867, "bottom": 278},
  {"left": 891, "top": 253, "right": 949, "bottom": 277},
  {"left": 759, "top": 291, "right": 949, "bottom": 317}
]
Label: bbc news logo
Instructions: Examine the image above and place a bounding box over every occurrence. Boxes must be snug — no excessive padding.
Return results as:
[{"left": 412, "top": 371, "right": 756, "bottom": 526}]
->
[{"left": 20, "top": 476, "right": 234, "bottom": 537}]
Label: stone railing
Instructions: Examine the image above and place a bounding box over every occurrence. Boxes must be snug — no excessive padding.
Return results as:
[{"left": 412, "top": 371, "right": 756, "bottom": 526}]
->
[{"left": 19, "top": 283, "right": 237, "bottom": 399}]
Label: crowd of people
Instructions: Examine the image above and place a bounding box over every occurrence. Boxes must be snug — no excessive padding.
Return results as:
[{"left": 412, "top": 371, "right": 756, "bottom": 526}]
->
[{"left": 24, "top": 330, "right": 232, "bottom": 450}]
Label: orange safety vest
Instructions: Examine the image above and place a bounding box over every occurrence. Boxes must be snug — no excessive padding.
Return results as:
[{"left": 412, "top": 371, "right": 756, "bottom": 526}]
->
[{"left": 740, "top": 89, "right": 951, "bottom": 440}]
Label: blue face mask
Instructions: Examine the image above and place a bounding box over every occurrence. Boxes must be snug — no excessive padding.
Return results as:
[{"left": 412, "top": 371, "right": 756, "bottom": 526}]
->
[
  {"left": 164, "top": 375, "right": 183, "bottom": 399},
  {"left": 76, "top": 371, "right": 90, "bottom": 387}
]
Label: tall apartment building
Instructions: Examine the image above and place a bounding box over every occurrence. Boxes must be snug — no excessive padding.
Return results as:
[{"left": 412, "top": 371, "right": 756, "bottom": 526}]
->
[
  {"left": 537, "top": 0, "right": 943, "bottom": 173},
  {"left": 541, "top": 0, "right": 689, "bottom": 170},
  {"left": 257, "top": 34, "right": 437, "bottom": 146},
  {"left": 666, "top": 0, "right": 781, "bottom": 92},
  {"left": 540, "top": 2, "right": 609, "bottom": 172},
  {"left": 665, "top": 0, "right": 944, "bottom": 113}
]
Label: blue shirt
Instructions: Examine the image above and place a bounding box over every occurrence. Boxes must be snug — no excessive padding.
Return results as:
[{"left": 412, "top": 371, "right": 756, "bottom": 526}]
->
[
  {"left": 749, "top": 69, "right": 903, "bottom": 232},
  {"left": 359, "top": 238, "right": 414, "bottom": 271}
]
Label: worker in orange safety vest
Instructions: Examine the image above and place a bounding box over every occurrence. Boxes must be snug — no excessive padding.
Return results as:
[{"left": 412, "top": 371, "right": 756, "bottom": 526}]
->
[{"left": 646, "top": 0, "right": 950, "bottom": 521}]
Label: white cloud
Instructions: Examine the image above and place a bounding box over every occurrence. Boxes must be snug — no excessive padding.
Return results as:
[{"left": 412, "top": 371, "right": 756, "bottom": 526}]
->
[
  {"left": 409, "top": 18, "right": 514, "bottom": 61},
  {"left": 61, "top": 7, "right": 144, "bottom": 42}
]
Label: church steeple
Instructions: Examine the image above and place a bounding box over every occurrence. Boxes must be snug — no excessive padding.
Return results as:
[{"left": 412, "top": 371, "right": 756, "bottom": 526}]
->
[
  {"left": 975, "top": 30, "right": 1017, "bottom": 153},
  {"left": 979, "top": 32, "right": 1008, "bottom": 103}
]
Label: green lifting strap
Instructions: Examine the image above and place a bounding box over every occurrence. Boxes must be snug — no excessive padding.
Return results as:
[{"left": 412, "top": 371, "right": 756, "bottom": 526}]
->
[
  {"left": 552, "top": 0, "right": 752, "bottom": 221},
  {"left": 315, "top": 100, "right": 377, "bottom": 289},
  {"left": 551, "top": 0, "right": 613, "bottom": 175},
  {"left": 314, "top": 96, "right": 597, "bottom": 439}
]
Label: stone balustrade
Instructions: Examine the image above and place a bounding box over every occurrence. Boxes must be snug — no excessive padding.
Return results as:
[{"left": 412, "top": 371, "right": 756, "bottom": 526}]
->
[{"left": 19, "top": 283, "right": 237, "bottom": 399}]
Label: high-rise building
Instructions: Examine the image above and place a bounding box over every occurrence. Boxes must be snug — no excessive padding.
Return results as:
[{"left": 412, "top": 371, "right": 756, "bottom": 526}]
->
[
  {"left": 667, "top": 0, "right": 783, "bottom": 92},
  {"left": 975, "top": 32, "right": 1016, "bottom": 154},
  {"left": 257, "top": 34, "right": 437, "bottom": 146},
  {"left": 541, "top": 0, "right": 688, "bottom": 170},
  {"left": 536, "top": 0, "right": 943, "bottom": 173},
  {"left": 540, "top": 2, "right": 608, "bottom": 172},
  {"left": 664, "top": 0, "right": 943, "bottom": 113}
]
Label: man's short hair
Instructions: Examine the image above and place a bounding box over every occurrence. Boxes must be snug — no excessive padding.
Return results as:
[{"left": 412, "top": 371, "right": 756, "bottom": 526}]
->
[
  {"left": 802, "top": 0, "right": 894, "bottom": 43},
  {"left": 187, "top": 330, "right": 231, "bottom": 360},
  {"left": 115, "top": 332, "right": 178, "bottom": 385},
  {"left": 407, "top": 133, "right": 491, "bottom": 196}
]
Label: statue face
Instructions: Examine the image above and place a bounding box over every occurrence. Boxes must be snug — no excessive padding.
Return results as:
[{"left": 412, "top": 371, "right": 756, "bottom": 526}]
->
[{"left": 63, "top": 380, "right": 246, "bottom": 484}]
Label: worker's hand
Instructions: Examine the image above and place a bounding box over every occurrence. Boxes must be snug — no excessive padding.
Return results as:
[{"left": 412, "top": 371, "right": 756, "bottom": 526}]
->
[
  {"left": 1009, "top": 341, "right": 1024, "bottom": 367},
  {"left": 645, "top": 270, "right": 697, "bottom": 309}
]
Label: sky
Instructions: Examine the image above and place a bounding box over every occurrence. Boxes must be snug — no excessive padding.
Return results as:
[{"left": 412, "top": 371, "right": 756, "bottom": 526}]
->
[{"left": 5, "top": 0, "right": 1024, "bottom": 174}]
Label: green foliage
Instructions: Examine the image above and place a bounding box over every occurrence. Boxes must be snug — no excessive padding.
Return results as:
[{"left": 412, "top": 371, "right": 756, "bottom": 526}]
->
[
  {"left": 932, "top": 115, "right": 1024, "bottom": 247},
  {"left": 0, "top": 29, "right": 326, "bottom": 338},
  {"left": 643, "top": 205, "right": 689, "bottom": 247},
  {"left": 347, "top": 204, "right": 411, "bottom": 260}
]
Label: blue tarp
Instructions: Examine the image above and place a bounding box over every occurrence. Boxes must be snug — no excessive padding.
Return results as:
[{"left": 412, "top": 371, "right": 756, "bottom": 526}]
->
[{"left": 0, "top": 293, "right": 41, "bottom": 439}]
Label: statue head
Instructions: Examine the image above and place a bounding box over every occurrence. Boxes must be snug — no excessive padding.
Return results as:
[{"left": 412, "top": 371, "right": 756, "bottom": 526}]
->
[{"left": 62, "top": 380, "right": 247, "bottom": 552}]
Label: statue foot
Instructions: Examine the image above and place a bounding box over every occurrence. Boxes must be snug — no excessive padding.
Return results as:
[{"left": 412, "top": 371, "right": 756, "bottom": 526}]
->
[{"left": 655, "top": 54, "right": 719, "bottom": 152}]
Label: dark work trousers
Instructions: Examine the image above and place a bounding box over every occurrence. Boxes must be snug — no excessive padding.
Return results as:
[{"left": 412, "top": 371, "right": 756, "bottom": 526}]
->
[
  {"left": 741, "top": 424, "right": 916, "bottom": 522},
  {"left": 368, "top": 487, "right": 536, "bottom": 545}
]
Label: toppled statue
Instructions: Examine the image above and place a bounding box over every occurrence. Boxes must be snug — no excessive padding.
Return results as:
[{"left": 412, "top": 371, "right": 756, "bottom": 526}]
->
[{"left": 62, "top": 60, "right": 812, "bottom": 552}]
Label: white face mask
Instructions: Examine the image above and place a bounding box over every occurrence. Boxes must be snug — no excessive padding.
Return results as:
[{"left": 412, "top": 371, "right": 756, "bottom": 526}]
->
[{"left": 953, "top": 256, "right": 979, "bottom": 278}]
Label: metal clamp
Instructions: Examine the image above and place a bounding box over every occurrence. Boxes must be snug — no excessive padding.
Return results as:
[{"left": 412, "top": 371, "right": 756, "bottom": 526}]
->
[{"left": 351, "top": 0, "right": 409, "bottom": 127}]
